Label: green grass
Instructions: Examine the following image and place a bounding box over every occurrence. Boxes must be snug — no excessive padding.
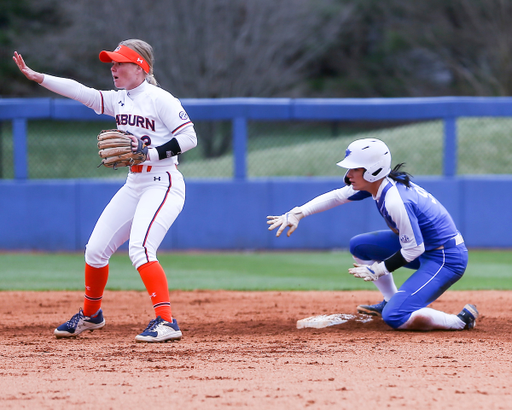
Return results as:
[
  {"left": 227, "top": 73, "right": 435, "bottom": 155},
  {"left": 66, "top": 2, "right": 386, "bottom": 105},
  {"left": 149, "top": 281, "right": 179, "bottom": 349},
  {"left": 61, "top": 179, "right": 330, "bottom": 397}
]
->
[
  {"left": 0, "top": 250, "right": 511, "bottom": 291},
  {"left": 180, "top": 118, "right": 512, "bottom": 177},
  {"left": 2, "top": 117, "right": 512, "bottom": 179},
  {"left": 179, "top": 121, "right": 446, "bottom": 177}
]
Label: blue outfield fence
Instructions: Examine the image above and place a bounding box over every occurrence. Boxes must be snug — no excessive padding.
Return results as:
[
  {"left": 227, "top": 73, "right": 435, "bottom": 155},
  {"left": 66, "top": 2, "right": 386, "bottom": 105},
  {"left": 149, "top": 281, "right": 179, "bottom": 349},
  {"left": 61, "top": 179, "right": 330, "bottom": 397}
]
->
[
  {"left": 1, "top": 97, "right": 512, "bottom": 250},
  {"left": 6, "top": 96, "right": 512, "bottom": 179}
]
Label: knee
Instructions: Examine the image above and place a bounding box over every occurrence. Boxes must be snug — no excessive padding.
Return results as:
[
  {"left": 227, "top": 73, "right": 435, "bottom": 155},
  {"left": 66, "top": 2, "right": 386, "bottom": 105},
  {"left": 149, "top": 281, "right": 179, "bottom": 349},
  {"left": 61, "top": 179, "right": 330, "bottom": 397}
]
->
[
  {"left": 349, "top": 234, "right": 370, "bottom": 260},
  {"left": 382, "top": 305, "right": 408, "bottom": 329},
  {"left": 129, "top": 243, "right": 154, "bottom": 269},
  {"left": 84, "top": 243, "right": 109, "bottom": 268},
  {"left": 349, "top": 235, "right": 361, "bottom": 257}
]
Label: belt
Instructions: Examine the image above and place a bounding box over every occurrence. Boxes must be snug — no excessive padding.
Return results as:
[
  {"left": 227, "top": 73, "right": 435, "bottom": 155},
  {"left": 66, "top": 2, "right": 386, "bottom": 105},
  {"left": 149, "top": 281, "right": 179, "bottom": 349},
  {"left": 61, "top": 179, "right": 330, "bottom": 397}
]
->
[
  {"left": 130, "top": 165, "right": 152, "bottom": 173},
  {"left": 435, "top": 233, "right": 464, "bottom": 250}
]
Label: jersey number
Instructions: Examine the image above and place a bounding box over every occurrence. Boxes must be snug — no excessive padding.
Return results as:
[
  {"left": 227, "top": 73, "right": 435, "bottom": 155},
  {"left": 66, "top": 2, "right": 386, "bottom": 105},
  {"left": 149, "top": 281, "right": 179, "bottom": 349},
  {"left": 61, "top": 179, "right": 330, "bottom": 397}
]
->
[
  {"left": 414, "top": 185, "right": 437, "bottom": 204},
  {"left": 141, "top": 135, "right": 152, "bottom": 146}
]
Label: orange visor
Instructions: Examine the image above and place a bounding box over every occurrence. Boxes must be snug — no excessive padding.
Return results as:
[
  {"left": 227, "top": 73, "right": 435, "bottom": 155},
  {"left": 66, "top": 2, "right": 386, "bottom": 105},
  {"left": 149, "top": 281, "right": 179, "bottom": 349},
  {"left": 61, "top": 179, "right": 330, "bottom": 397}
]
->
[{"left": 99, "top": 45, "right": 149, "bottom": 74}]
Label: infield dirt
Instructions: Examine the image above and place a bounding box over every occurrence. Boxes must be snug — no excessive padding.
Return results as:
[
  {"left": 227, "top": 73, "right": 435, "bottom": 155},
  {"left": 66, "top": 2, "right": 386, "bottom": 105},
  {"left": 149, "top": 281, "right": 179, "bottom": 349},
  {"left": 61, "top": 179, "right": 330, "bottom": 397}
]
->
[{"left": 0, "top": 290, "right": 511, "bottom": 409}]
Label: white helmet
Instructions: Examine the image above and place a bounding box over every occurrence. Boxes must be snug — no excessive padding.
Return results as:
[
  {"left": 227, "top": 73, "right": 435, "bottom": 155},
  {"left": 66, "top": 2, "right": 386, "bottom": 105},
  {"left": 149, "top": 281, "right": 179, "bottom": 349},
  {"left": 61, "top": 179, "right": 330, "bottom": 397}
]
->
[{"left": 337, "top": 138, "right": 391, "bottom": 183}]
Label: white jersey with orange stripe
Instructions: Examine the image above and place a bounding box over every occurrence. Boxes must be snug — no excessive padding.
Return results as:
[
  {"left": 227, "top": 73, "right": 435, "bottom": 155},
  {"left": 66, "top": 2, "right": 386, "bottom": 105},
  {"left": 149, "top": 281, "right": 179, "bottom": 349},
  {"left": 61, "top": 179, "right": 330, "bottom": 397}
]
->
[{"left": 40, "top": 74, "right": 197, "bottom": 167}]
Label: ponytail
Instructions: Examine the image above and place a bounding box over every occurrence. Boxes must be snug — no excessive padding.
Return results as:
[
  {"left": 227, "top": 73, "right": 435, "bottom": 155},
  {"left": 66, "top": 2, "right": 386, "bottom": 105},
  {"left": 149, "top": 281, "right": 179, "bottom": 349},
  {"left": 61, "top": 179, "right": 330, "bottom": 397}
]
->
[
  {"left": 388, "top": 163, "right": 413, "bottom": 187},
  {"left": 145, "top": 73, "right": 158, "bottom": 86}
]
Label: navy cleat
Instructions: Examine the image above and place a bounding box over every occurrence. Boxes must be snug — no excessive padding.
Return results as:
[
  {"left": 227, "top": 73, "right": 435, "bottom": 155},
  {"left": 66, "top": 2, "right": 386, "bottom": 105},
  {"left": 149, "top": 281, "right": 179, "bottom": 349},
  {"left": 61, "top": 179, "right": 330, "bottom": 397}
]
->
[
  {"left": 54, "top": 308, "right": 105, "bottom": 338},
  {"left": 357, "top": 300, "right": 387, "bottom": 317},
  {"left": 457, "top": 304, "right": 479, "bottom": 329},
  {"left": 135, "top": 316, "right": 182, "bottom": 343}
]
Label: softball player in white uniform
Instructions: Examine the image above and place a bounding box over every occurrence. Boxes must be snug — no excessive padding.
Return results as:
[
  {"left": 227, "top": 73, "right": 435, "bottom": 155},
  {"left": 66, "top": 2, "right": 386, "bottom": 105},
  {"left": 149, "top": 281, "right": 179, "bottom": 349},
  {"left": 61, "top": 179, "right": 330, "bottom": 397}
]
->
[
  {"left": 268, "top": 138, "right": 479, "bottom": 331},
  {"left": 13, "top": 39, "right": 197, "bottom": 342}
]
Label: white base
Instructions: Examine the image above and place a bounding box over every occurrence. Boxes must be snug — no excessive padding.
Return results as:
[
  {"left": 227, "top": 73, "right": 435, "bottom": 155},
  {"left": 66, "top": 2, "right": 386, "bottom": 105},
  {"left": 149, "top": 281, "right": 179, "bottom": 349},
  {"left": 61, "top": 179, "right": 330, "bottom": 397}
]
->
[{"left": 297, "top": 313, "right": 373, "bottom": 329}]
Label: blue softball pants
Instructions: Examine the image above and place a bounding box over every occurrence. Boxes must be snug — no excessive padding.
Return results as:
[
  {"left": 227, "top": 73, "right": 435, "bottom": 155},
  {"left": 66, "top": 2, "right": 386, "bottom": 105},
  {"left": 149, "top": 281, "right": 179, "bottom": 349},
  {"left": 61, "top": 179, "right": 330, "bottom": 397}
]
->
[{"left": 350, "top": 230, "right": 468, "bottom": 329}]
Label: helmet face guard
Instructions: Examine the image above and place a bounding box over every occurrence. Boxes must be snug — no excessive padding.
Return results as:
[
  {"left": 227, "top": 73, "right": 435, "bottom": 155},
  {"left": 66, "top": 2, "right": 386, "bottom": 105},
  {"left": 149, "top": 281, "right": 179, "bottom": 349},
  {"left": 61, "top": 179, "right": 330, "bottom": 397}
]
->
[{"left": 337, "top": 138, "right": 391, "bottom": 184}]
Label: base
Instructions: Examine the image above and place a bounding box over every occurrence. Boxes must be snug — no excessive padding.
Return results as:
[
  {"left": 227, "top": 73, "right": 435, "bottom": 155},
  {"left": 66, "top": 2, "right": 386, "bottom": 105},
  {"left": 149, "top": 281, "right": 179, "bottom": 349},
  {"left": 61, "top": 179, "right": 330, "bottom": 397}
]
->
[{"left": 297, "top": 313, "right": 373, "bottom": 329}]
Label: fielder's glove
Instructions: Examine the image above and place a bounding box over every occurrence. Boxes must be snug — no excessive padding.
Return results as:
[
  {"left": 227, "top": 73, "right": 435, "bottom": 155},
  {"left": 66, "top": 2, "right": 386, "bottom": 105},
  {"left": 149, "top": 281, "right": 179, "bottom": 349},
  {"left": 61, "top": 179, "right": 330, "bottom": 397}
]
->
[
  {"left": 348, "top": 262, "right": 389, "bottom": 282},
  {"left": 97, "top": 129, "right": 148, "bottom": 169},
  {"left": 267, "top": 207, "right": 304, "bottom": 237}
]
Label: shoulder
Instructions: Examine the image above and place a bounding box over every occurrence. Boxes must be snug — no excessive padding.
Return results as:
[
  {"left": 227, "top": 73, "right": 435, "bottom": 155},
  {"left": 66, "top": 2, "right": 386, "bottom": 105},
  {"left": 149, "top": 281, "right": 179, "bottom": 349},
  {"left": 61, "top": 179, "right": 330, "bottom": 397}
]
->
[
  {"left": 382, "top": 180, "right": 411, "bottom": 208},
  {"left": 146, "top": 84, "right": 184, "bottom": 108},
  {"left": 146, "top": 83, "right": 177, "bottom": 101},
  {"left": 100, "top": 89, "right": 125, "bottom": 112},
  {"left": 346, "top": 186, "right": 372, "bottom": 201},
  {"left": 101, "top": 89, "right": 123, "bottom": 99}
]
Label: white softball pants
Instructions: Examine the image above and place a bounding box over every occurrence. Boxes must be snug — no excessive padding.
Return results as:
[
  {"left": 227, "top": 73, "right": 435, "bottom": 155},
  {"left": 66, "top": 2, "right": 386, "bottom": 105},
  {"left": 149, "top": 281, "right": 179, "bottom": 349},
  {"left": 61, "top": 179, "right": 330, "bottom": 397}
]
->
[{"left": 85, "top": 167, "right": 185, "bottom": 269}]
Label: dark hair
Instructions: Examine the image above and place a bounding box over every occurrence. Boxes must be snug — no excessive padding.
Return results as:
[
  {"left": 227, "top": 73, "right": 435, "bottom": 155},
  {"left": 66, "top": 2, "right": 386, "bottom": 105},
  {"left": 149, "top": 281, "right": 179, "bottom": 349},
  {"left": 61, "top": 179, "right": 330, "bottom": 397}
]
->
[{"left": 388, "top": 163, "right": 413, "bottom": 187}]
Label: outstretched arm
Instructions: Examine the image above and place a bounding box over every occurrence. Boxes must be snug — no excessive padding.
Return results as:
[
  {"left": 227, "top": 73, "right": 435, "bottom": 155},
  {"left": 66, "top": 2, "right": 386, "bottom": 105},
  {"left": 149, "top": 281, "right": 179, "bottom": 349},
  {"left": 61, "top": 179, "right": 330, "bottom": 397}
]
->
[
  {"left": 267, "top": 185, "right": 363, "bottom": 238},
  {"left": 13, "top": 51, "right": 44, "bottom": 84},
  {"left": 14, "top": 51, "right": 105, "bottom": 115}
]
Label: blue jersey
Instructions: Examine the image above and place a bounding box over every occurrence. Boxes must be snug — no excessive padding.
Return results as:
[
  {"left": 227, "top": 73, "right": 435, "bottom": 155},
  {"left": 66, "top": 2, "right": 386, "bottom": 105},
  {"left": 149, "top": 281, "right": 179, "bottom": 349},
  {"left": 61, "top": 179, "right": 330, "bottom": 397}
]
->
[
  {"left": 375, "top": 179, "right": 458, "bottom": 251},
  {"left": 300, "top": 177, "right": 459, "bottom": 254}
]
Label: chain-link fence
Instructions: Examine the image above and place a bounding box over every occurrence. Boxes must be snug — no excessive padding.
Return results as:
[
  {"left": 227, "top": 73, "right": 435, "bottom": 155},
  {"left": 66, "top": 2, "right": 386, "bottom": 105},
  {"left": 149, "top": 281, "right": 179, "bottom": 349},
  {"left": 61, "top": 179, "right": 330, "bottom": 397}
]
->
[{"left": 1, "top": 117, "right": 512, "bottom": 179}]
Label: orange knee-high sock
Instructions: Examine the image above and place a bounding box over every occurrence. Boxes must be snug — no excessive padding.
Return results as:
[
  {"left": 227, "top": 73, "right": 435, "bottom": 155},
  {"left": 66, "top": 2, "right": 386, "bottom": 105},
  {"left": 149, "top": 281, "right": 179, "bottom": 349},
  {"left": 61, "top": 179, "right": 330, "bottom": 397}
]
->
[
  {"left": 138, "top": 261, "right": 172, "bottom": 322},
  {"left": 83, "top": 263, "right": 109, "bottom": 317}
]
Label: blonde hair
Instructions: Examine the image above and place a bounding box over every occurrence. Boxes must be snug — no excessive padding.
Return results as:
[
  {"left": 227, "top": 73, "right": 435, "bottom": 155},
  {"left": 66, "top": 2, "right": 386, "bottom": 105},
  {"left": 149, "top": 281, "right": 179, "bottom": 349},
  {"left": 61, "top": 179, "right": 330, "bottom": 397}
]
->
[{"left": 119, "top": 39, "right": 158, "bottom": 86}]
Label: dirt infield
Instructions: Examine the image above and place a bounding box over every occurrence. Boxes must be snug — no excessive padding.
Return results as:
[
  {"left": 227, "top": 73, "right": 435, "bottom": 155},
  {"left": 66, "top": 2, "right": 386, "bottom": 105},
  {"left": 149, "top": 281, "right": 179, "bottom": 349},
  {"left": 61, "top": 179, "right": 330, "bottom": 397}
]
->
[{"left": 0, "top": 290, "right": 511, "bottom": 409}]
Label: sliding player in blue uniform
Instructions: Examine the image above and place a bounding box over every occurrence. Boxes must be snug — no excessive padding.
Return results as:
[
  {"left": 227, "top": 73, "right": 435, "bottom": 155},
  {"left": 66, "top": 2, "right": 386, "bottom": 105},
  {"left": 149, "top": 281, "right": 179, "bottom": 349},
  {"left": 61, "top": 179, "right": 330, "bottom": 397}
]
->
[{"left": 268, "top": 138, "right": 478, "bottom": 331}]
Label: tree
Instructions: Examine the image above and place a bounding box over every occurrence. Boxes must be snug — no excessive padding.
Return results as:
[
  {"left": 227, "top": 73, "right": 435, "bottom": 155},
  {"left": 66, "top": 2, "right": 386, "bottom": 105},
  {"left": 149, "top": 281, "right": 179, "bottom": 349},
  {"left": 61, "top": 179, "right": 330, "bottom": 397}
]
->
[
  {"left": 0, "top": 0, "right": 65, "bottom": 96},
  {"left": 386, "top": 0, "right": 512, "bottom": 96},
  {"left": 23, "top": 0, "right": 354, "bottom": 158}
]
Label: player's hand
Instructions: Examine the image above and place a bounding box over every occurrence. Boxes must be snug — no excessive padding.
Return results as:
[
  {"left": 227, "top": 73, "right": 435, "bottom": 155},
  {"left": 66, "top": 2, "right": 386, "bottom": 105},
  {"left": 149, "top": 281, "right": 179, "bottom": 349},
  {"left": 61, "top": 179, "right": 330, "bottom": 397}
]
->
[
  {"left": 12, "top": 51, "right": 44, "bottom": 84},
  {"left": 348, "top": 262, "right": 389, "bottom": 282},
  {"left": 267, "top": 207, "right": 304, "bottom": 237},
  {"left": 127, "top": 134, "right": 139, "bottom": 151},
  {"left": 115, "top": 131, "right": 140, "bottom": 152}
]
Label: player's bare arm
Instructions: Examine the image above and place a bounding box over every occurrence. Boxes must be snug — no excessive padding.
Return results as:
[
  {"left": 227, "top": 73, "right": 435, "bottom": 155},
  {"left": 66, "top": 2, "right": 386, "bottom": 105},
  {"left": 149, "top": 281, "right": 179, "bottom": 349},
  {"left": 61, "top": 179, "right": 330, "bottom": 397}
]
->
[{"left": 13, "top": 51, "right": 44, "bottom": 84}]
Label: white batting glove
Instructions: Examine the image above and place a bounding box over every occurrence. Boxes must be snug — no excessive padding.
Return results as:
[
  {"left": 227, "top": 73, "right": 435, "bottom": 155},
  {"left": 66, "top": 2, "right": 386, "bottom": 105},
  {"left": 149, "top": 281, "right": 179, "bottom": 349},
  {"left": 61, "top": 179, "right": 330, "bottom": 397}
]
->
[
  {"left": 267, "top": 207, "right": 304, "bottom": 237},
  {"left": 348, "top": 262, "right": 389, "bottom": 282}
]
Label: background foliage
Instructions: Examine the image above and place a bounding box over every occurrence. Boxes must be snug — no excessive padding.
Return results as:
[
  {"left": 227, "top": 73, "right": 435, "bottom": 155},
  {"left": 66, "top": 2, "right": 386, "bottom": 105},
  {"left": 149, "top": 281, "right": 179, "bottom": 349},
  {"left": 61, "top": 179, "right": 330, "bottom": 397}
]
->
[
  {"left": 3, "top": 0, "right": 512, "bottom": 178},
  {"left": 4, "top": 0, "right": 512, "bottom": 99}
]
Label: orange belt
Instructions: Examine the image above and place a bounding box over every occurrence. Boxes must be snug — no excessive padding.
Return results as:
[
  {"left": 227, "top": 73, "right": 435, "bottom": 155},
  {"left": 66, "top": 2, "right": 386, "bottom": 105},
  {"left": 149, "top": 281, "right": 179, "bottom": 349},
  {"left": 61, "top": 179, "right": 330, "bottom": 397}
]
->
[{"left": 130, "top": 165, "right": 152, "bottom": 173}]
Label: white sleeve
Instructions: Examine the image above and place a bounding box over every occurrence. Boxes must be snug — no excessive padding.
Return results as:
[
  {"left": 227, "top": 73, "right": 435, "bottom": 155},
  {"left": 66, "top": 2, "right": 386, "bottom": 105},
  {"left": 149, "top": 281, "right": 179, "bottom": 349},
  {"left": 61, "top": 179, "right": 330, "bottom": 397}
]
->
[
  {"left": 173, "top": 123, "right": 197, "bottom": 154},
  {"left": 147, "top": 123, "right": 197, "bottom": 161},
  {"left": 299, "top": 186, "right": 360, "bottom": 217},
  {"left": 40, "top": 74, "right": 104, "bottom": 115},
  {"left": 401, "top": 243, "right": 425, "bottom": 262}
]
